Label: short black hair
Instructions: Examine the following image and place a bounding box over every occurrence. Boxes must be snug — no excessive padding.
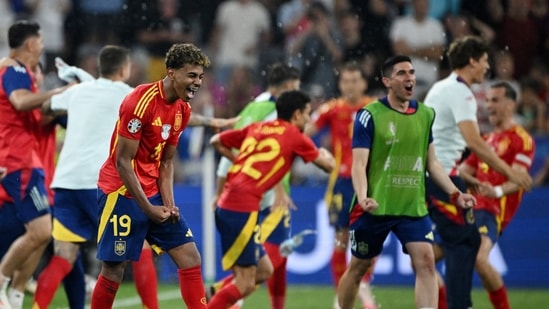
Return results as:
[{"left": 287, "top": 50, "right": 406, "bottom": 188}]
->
[
  {"left": 165, "top": 43, "right": 210, "bottom": 69},
  {"left": 490, "top": 81, "right": 517, "bottom": 101},
  {"left": 339, "top": 61, "right": 367, "bottom": 81},
  {"left": 276, "top": 90, "right": 311, "bottom": 121},
  {"left": 98, "top": 45, "right": 130, "bottom": 77},
  {"left": 447, "top": 36, "right": 490, "bottom": 70},
  {"left": 8, "top": 20, "right": 40, "bottom": 49},
  {"left": 267, "top": 63, "right": 300, "bottom": 87},
  {"left": 381, "top": 55, "right": 412, "bottom": 77}
]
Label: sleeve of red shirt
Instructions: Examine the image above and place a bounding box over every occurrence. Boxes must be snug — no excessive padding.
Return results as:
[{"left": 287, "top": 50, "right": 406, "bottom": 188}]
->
[
  {"left": 219, "top": 126, "right": 250, "bottom": 150},
  {"left": 512, "top": 134, "right": 535, "bottom": 170},
  {"left": 294, "top": 132, "right": 320, "bottom": 163},
  {"left": 313, "top": 101, "right": 332, "bottom": 129},
  {"left": 117, "top": 90, "right": 148, "bottom": 141}
]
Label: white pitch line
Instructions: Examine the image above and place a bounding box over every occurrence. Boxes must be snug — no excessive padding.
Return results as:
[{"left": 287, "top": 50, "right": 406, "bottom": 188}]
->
[{"left": 60, "top": 289, "right": 181, "bottom": 309}]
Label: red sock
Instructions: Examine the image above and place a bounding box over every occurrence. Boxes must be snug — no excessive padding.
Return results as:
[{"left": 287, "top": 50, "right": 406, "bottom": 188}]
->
[
  {"left": 331, "top": 250, "right": 347, "bottom": 287},
  {"left": 488, "top": 286, "right": 510, "bottom": 309},
  {"left": 265, "top": 242, "right": 286, "bottom": 309},
  {"left": 208, "top": 283, "right": 242, "bottom": 309},
  {"left": 438, "top": 285, "right": 447, "bottom": 309},
  {"left": 90, "top": 275, "right": 120, "bottom": 309},
  {"left": 178, "top": 266, "right": 207, "bottom": 308},
  {"left": 132, "top": 248, "right": 158, "bottom": 309},
  {"left": 33, "top": 256, "right": 73, "bottom": 308}
]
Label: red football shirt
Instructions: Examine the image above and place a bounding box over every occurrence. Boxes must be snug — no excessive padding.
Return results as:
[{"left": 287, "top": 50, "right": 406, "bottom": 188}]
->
[
  {"left": 217, "top": 120, "right": 320, "bottom": 212},
  {"left": 98, "top": 81, "right": 191, "bottom": 197},
  {"left": 462, "top": 125, "right": 535, "bottom": 230},
  {"left": 313, "top": 96, "right": 375, "bottom": 178},
  {"left": 0, "top": 65, "right": 43, "bottom": 173}
]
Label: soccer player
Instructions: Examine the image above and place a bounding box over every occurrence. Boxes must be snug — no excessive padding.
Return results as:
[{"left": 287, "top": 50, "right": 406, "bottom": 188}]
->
[
  {"left": 208, "top": 62, "right": 301, "bottom": 309},
  {"left": 0, "top": 20, "right": 69, "bottom": 309},
  {"left": 458, "top": 82, "right": 534, "bottom": 309},
  {"left": 91, "top": 43, "right": 210, "bottom": 309},
  {"left": 424, "top": 36, "right": 532, "bottom": 309},
  {"left": 208, "top": 90, "right": 335, "bottom": 309},
  {"left": 337, "top": 55, "right": 477, "bottom": 309},
  {"left": 304, "top": 62, "right": 377, "bottom": 309}
]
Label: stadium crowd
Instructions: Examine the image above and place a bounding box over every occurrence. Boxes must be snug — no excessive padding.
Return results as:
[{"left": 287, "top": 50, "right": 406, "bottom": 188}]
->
[{"left": 1, "top": 0, "right": 548, "bottom": 185}]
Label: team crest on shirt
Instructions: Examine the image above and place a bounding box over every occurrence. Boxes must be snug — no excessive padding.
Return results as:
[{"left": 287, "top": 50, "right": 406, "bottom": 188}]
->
[
  {"left": 127, "top": 118, "right": 142, "bottom": 134},
  {"left": 357, "top": 242, "right": 369, "bottom": 255},
  {"left": 174, "top": 112, "right": 183, "bottom": 131},
  {"left": 161, "top": 124, "right": 172, "bottom": 140},
  {"left": 114, "top": 241, "right": 126, "bottom": 256}
]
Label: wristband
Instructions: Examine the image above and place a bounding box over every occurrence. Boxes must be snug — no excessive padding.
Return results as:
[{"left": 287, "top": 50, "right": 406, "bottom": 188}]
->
[
  {"left": 493, "top": 185, "right": 504, "bottom": 198},
  {"left": 449, "top": 188, "right": 461, "bottom": 206}
]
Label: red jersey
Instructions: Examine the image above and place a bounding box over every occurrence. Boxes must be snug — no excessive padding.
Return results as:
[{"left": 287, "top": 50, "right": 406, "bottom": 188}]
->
[
  {"left": 462, "top": 125, "right": 535, "bottom": 230},
  {"left": 98, "top": 81, "right": 191, "bottom": 197},
  {"left": 34, "top": 116, "right": 57, "bottom": 204},
  {"left": 313, "top": 96, "right": 375, "bottom": 178},
  {"left": 0, "top": 65, "right": 43, "bottom": 173},
  {"left": 218, "top": 120, "right": 319, "bottom": 212}
]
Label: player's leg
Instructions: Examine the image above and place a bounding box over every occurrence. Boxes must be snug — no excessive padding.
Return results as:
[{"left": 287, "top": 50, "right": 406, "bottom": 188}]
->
[
  {"left": 338, "top": 212, "right": 388, "bottom": 309},
  {"left": 433, "top": 243, "right": 447, "bottom": 309},
  {"left": 357, "top": 257, "right": 378, "bottom": 309},
  {"left": 264, "top": 242, "right": 286, "bottom": 309},
  {"left": 63, "top": 253, "right": 86, "bottom": 309},
  {"left": 338, "top": 256, "right": 373, "bottom": 309},
  {"left": 474, "top": 210, "right": 509, "bottom": 309},
  {"left": 395, "top": 215, "right": 438, "bottom": 308},
  {"left": 34, "top": 189, "right": 97, "bottom": 308},
  {"left": 91, "top": 191, "right": 150, "bottom": 309},
  {"left": 209, "top": 208, "right": 271, "bottom": 308},
  {"left": 132, "top": 241, "right": 159, "bottom": 309},
  {"left": 406, "top": 242, "right": 437, "bottom": 307},
  {"left": 150, "top": 192, "right": 205, "bottom": 309},
  {"left": 0, "top": 170, "right": 52, "bottom": 306}
]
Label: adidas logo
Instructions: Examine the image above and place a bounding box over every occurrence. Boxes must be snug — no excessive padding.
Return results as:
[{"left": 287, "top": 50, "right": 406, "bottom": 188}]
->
[{"left": 153, "top": 117, "right": 162, "bottom": 126}]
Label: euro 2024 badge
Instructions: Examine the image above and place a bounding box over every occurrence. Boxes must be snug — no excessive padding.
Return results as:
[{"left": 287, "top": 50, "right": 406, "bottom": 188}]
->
[
  {"left": 161, "top": 124, "right": 172, "bottom": 140},
  {"left": 127, "top": 118, "right": 142, "bottom": 134}
]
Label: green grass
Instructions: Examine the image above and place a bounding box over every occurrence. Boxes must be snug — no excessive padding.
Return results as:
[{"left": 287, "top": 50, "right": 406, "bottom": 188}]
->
[{"left": 25, "top": 283, "right": 549, "bottom": 308}]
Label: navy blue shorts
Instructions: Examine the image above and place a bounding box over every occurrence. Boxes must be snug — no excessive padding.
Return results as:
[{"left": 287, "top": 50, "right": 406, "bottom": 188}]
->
[
  {"left": 328, "top": 177, "right": 354, "bottom": 230},
  {"left": 259, "top": 207, "right": 290, "bottom": 246},
  {"left": 349, "top": 213, "right": 433, "bottom": 259},
  {"left": 215, "top": 207, "right": 265, "bottom": 270},
  {"left": 96, "top": 190, "right": 195, "bottom": 262},
  {"left": 52, "top": 188, "right": 98, "bottom": 242},
  {"left": 475, "top": 209, "right": 499, "bottom": 244},
  {"left": 0, "top": 202, "right": 26, "bottom": 257},
  {"left": 1, "top": 168, "right": 50, "bottom": 223}
]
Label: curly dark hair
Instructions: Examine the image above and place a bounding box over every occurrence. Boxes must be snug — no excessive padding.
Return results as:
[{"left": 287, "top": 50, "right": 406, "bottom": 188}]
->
[{"left": 165, "top": 43, "right": 211, "bottom": 69}]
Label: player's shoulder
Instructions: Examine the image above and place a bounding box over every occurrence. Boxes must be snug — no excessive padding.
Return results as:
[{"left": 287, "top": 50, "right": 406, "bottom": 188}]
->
[
  {"left": 123, "top": 82, "right": 159, "bottom": 109},
  {"left": 510, "top": 125, "right": 535, "bottom": 149}
]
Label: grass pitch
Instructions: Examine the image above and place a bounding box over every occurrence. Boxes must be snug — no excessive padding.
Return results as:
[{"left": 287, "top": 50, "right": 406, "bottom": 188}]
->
[{"left": 27, "top": 283, "right": 548, "bottom": 308}]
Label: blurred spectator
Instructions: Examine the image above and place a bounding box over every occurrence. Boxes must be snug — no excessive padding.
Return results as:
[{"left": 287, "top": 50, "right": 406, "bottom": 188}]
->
[
  {"left": 76, "top": 0, "right": 125, "bottom": 44},
  {"left": 216, "top": 65, "right": 262, "bottom": 118},
  {"left": 339, "top": 0, "right": 394, "bottom": 65},
  {"left": 389, "top": 0, "right": 445, "bottom": 99},
  {"left": 493, "top": 0, "right": 542, "bottom": 79},
  {"left": 460, "top": 0, "right": 504, "bottom": 29},
  {"left": 289, "top": 1, "right": 343, "bottom": 99},
  {"left": 209, "top": 0, "right": 271, "bottom": 85},
  {"left": 128, "top": 0, "right": 195, "bottom": 83},
  {"left": 277, "top": 0, "right": 314, "bottom": 54},
  {"left": 517, "top": 77, "right": 547, "bottom": 135},
  {"left": 443, "top": 13, "right": 495, "bottom": 46},
  {"left": 26, "top": 0, "right": 72, "bottom": 73},
  {"left": 0, "top": 1, "right": 16, "bottom": 57}
]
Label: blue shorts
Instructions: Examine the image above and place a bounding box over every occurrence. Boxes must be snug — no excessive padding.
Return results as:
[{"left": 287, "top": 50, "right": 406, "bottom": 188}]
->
[
  {"left": 1, "top": 169, "right": 50, "bottom": 223},
  {"left": 349, "top": 213, "right": 434, "bottom": 259},
  {"left": 474, "top": 209, "right": 499, "bottom": 244},
  {"left": 96, "top": 190, "right": 195, "bottom": 262},
  {"left": 52, "top": 189, "right": 98, "bottom": 243},
  {"left": 215, "top": 207, "right": 265, "bottom": 271},
  {"left": 327, "top": 177, "right": 354, "bottom": 230},
  {"left": 0, "top": 202, "right": 26, "bottom": 257},
  {"left": 259, "top": 207, "right": 290, "bottom": 246}
]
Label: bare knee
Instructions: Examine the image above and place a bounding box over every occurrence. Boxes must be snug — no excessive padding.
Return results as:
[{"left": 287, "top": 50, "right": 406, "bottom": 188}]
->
[{"left": 25, "top": 215, "right": 52, "bottom": 245}]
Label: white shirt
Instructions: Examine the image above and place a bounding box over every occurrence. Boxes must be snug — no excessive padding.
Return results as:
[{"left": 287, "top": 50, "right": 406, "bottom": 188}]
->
[
  {"left": 50, "top": 78, "right": 133, "bottom": 189},
  {"left": 424, "top": 72, "right": 478, "bottom": 174}
]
